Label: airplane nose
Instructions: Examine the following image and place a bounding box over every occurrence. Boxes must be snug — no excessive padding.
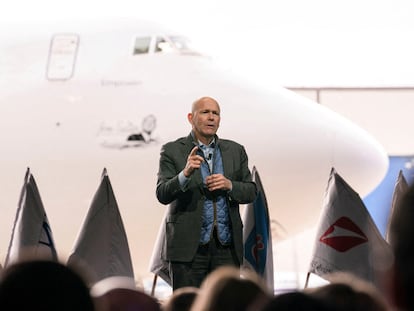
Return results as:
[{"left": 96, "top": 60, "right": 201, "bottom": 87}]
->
[{"left": 219, "top": 86, "right": 388, "bottom": 236}]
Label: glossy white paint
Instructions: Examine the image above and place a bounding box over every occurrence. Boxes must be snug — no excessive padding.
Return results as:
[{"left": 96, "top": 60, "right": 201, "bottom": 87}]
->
[{"left": 0, "top": 19, "right": 388, "bottom": 282}]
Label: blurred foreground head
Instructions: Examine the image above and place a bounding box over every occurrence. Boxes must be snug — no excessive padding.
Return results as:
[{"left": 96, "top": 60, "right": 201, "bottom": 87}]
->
[
  {"left": 389, "top": 183, "right": 414, "bottom": 310},
  {"left": 95, "top": 287, "right": 161, "bottom": 311},
  {"left": 0, "top": 260, "right": 94, "bottom": 311},
  {"left": 162, "top": 286, "right": 199, "bottom": 311},
  {"left": 260, "top": 291, "right": 336, "bottom": 311},
  {"left": 190, "top": 266, "right": 270, "bottom": 311},
  {"left": 307, "top": 272, "right": 389, "bottom": 311}
]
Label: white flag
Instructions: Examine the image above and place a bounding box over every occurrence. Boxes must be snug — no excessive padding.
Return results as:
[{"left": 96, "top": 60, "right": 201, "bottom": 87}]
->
[
  {"left": 385, "top": 170, "right": 408, "bottom": 243},
  {"left": 149, "top": 210, "right": 171, "bottom": 286},
  {"left": 309, "top": 168, "right": 392, "bottom": 286},
  {"left": 5, "top": 168, "right": 57, "bottom": 266},
  {"left": 242, "top": 166, "right": 274, "bottom": 293},
  {"left": 67, "top": 168, "right": 135, "bottom": 286}
]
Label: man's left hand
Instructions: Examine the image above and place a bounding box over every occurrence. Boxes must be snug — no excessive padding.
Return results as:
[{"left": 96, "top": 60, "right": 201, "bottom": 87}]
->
[{"left": 205, "top": 174, "right": 232, "bottom": 192}]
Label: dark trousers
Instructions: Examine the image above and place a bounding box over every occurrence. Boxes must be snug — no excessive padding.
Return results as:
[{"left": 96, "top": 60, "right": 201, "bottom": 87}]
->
[{"left": 170, "top": 230, "right": 239, "bottom": 290}]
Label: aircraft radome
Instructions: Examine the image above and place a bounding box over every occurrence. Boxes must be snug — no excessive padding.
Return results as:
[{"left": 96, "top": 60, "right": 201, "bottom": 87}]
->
[{"left": 0, "top": 19, "right": 388, "bottom": 285}]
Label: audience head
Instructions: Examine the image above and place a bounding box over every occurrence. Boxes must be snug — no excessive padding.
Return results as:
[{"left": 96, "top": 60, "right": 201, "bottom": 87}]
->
[
  {"left": 190, "top": 266, "right": 270, "bottom": 311},
  {"left": 307, "top": 272, "right": 389, "bottom": 311},
  {"left": 162, "top": 286, "right": 198, "bottom": 311},
  {"left": 95, "top": 287, "right": 161, "bottom": 311},
  {"left": 0, "top": 259, "right": 94, "bottom": 311},
  {"left": 260, "top": 291, "right": 336, "bottom": 311},
  {"left": 389, "top": 183, "right": 414, "bottom": 310},
  {"left": 91, "top": 276, "right": 160, "bottom": 311}
]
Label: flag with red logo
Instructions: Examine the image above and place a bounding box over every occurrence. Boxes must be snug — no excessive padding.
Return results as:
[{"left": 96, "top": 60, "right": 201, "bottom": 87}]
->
[
  {"left": 385, "top": 170, "right": 408, "bottom": 244},
  {"left": 242, "top": 166, "right": 274, "bottom": 292},
  {"left": 309, "top": 168, "right": 392, "bottom": 285}
]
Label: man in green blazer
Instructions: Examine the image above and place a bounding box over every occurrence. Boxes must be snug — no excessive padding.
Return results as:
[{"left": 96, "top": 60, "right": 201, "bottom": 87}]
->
[{"left": 156, "top": 96, "right": 257, "bottom": 290}]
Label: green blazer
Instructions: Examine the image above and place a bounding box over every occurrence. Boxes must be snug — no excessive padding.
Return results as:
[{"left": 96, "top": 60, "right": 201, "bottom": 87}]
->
[{"left": 156, "top": 133, "right": 257, "bottom": 263}]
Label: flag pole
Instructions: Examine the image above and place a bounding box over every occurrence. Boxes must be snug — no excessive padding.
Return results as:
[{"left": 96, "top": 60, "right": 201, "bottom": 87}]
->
[
  {"left": 304, "top": 272, "right": 311, "bottom": 289},
  {"left": 151, "top": 274, "right": 158, "bottom": 297}
]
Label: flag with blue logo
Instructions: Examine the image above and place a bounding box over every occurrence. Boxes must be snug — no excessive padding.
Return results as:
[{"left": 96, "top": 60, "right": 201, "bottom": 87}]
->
[
  {"left": 242, "top": 166, "right": 274, "bottom": 292},
  {"left": 5, "top": 168, "right": 57, "bottom": 267}
]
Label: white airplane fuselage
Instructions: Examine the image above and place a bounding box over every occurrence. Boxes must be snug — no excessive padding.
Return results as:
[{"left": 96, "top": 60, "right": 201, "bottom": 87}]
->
[{"left": 0, "top": 20, "right": 388, "bottom": 283}]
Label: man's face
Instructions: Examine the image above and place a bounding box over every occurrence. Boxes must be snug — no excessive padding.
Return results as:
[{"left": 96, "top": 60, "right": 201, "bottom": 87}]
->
[{"left": 188, "top": 98, "right": 220, "bottom": 143}]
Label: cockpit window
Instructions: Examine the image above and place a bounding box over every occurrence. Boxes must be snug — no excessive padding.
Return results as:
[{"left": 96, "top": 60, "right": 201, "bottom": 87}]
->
[
  {"left": 169, "top": 36, "right": 191, "bottom": 51},
  {"left": 169, "top": 36, "right": 201, "bottom": 55},
  {"left": 155, "top": 37, "right": 174, "bottom": 53},
  {"left": 132, "top": 35, "right": 200, "bottom": 56},
  {"left": 133, "top": 37, "right": 151, "bottom": 54}
]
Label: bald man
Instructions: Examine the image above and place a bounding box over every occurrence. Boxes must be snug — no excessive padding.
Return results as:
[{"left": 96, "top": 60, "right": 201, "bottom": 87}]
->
[{"left": 156, "top": 96, "right": 257, "bottom": 290}]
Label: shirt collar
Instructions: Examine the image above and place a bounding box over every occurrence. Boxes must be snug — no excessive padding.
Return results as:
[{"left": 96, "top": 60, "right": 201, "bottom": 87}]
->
[
  {"left": 199, "top": 138, "right": 215, "bottom": 149},
  {"left": 190, "top": 131, "right": 216, "bottom": 148}
]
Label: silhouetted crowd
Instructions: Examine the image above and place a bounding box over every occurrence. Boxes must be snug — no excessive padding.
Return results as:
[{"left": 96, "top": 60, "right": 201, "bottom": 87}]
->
[
  {"left": 1, "top": 181, "right": 414, "bottom": 311},
  {"left": 0, "top": 260, "right": 393, "bottom": 311}
]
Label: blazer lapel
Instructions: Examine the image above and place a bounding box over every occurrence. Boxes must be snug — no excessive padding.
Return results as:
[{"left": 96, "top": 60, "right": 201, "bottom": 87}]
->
[{"left": 218, "top": 140, "right": 233, "bottom": 178}]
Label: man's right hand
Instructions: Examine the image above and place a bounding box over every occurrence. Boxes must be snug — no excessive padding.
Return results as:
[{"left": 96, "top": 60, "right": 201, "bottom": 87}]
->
[{"left": 183, "top": 146, "right": 204, "bottom": 177}]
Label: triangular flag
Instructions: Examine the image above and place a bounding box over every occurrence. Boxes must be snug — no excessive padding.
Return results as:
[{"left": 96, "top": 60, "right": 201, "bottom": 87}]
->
[
  {"left": 5, "top": 168, "right": 57, "bottom": 266},
  {"left": 242, "top": 166, "right": 274, "bottom": 293},
  {"left": 309, "top": 168, "right": 392, "bottom": 286},
  {"left": 67, "top": 168, "right": 135, "bottom": 286},
  {"left": 149, "top": 210, "right": 171, "bottom": 287},
  {"left": 386, "top": 170, "right": 408, "bottom": 243}
]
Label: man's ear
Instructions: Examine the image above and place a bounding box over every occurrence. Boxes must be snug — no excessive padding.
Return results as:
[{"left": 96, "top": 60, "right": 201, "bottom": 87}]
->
[{"left": 187, "top": 112, "right": 193, "bottom": 124}]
